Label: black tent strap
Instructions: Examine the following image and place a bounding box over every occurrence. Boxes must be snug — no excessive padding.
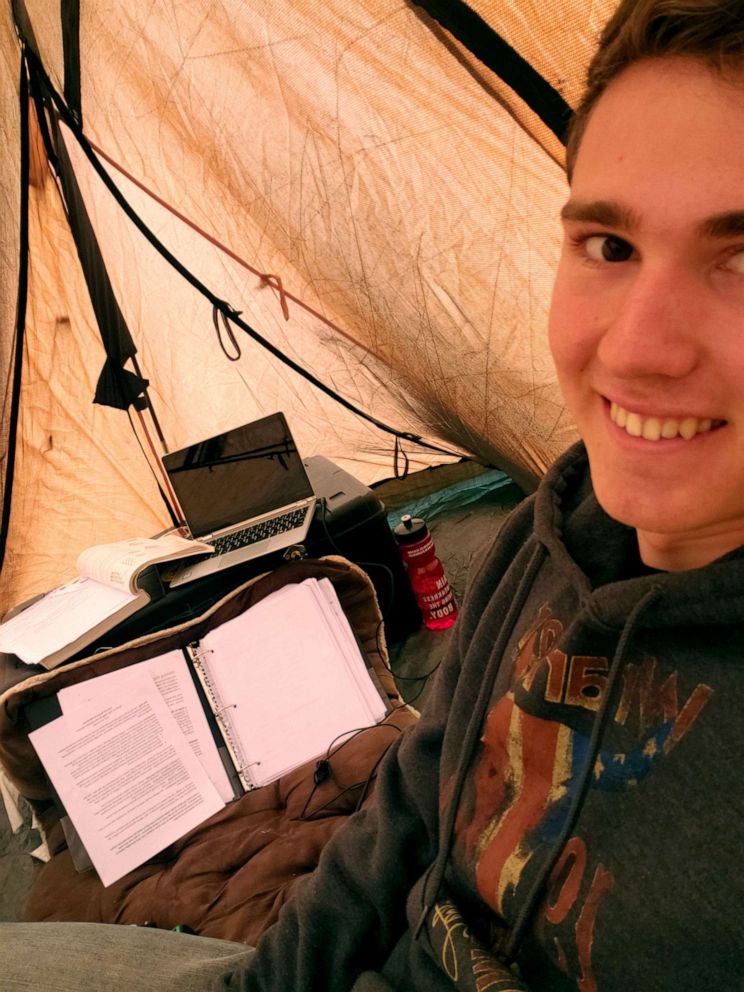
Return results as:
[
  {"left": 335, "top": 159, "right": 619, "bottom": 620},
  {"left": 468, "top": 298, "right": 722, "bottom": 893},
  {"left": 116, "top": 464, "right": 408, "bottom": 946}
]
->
[
  {"left": 22, "top": 44, "right": 463, "bottom": 461},
  {"left": 10, "top": 0, "right": 41, "bottom": 61},
  {"left": 410, "top": 0, "right": 572, "bottom": 144},
  {"left": 50, "top": 114, "right": 137, "bottom": 367},
  {"left": 94, "top": 361, "right": 149, "bottom": 412},
  {"left": 61, "top": 0, "right": 81, "bottom": 125},
  {"left": 46, "top": 106, "right": 149, "bottom": 409},
  {"left": 0, "top": 59, "right": 30, "bottom": 567},
  {"left": 26, "top": 70, "right": 163, "bottom": 433}
]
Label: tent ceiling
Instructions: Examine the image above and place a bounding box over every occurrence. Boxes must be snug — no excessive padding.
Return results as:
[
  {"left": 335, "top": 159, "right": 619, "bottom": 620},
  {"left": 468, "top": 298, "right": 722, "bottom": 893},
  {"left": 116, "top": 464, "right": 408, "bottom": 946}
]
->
[{"left": 1, "top": 0, "right": 616, "bottom": 609}]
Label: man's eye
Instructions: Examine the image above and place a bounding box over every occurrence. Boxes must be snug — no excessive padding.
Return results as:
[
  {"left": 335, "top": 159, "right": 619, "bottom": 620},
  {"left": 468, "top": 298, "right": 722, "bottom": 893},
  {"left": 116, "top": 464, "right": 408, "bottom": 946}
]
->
[
  {"left": 584, "top": 234, "right": 633, "bottom": 262},
  {"left": 725, "top": 249, "right": 744, "bottom": 274}
]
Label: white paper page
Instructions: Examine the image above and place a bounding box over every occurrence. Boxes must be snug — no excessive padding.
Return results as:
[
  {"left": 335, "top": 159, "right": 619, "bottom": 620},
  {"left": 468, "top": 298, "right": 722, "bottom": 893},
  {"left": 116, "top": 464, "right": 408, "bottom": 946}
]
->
[
  {"left": 29, "top": 685, "right": 224, "bottom": 887},
  {"left": 59, "top": 651, "right": 234, "bottom": 803},
  {"left": 76, "top": 534, "right": 209, "bottom": 593},
  {"left": 313, "top": 579, "right": 387, "bottom": 722},
  {"left": 265, "top": 580, "right": 384, "bottom": 724},
  {"left": 0, "top": 578, "right": 138, "bottom": 665},
  {"left": 200, "top": 582, "right": 384, "bottom": 786}
]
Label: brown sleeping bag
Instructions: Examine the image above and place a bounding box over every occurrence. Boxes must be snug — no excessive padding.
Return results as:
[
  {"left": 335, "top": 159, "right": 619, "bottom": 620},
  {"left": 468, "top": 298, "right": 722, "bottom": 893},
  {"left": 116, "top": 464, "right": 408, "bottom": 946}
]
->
[{"left": 0, "top": 556, "right": 418, "bottom": 944}]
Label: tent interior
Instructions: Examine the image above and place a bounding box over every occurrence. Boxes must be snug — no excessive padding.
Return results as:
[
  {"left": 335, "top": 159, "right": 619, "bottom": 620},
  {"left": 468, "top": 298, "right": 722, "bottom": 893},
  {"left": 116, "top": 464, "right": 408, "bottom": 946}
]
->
[{"left": 1, "top": 0, "right": 617, "bottom": 924}]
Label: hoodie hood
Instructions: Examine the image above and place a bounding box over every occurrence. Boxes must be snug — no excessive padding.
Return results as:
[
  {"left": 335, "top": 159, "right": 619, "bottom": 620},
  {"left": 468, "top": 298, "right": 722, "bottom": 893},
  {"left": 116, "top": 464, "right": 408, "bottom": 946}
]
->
[{"left": 533, "top": 441, "right": 744, "bottom": 629}]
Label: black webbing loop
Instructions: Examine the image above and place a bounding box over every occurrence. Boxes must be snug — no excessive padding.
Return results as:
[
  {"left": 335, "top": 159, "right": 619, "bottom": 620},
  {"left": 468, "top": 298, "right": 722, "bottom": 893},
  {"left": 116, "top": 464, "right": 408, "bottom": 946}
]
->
[
  {"left": 394, "top": 436, "right": 410, "bottom": 480},
  {"left": 212, "top": 305, "right": 242, "bottom": 362}
]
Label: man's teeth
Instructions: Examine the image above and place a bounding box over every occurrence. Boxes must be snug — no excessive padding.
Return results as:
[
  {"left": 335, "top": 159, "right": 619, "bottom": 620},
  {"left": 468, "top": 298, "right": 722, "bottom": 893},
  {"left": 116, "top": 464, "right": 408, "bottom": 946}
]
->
[{"left": 610, "top": 402, "right": 717, "bottom": 441}]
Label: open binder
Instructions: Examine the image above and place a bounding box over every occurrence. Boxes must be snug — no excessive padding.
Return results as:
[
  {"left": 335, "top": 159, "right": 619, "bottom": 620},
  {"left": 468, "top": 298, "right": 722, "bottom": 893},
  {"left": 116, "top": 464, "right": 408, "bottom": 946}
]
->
[
  {"left": 27, "top": 578, "right": 390, "bottom": 886},
  {"left": 186, "top": 577, "right": 390, "bottom": 791}
]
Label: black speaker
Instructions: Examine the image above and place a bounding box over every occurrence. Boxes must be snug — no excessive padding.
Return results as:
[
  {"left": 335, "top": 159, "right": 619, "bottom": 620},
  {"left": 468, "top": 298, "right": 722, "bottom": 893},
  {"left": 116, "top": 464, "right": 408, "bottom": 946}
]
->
[{"left": 302, "top": 457, "right": 421, "bottom": 642}]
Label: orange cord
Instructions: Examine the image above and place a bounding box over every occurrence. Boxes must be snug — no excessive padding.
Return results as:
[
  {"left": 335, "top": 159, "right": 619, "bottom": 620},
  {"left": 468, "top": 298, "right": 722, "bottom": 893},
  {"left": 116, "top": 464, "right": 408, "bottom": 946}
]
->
[{"left": 89, "top": 139, "right": 371, "bottom": 352}]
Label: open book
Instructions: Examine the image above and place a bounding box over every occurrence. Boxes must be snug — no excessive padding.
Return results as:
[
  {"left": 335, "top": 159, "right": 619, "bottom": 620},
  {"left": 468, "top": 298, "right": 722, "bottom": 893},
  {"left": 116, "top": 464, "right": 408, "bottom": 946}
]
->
[
  {"left": 0, "top": 533, "right": 212, "bottom": 669},
  {"left": 27, "top": 578, "right": 389, "bottom": 887}
]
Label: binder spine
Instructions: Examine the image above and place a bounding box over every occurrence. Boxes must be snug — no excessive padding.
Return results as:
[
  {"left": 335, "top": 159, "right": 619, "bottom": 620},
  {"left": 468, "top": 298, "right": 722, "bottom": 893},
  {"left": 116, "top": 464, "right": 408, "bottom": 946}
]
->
[{"left": 187, "top": 640, "right": 255, "bottom": 790}]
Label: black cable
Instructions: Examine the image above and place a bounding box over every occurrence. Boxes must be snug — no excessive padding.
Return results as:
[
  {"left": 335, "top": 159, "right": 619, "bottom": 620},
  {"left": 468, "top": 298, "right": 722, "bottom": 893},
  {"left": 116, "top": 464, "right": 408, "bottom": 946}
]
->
[
  {"left": 298, "top": 722, "right": 402, "bottom": 821},
  {"left": 314, "top": 498, "right": 438, "bottom": 701},
  {"left": 315, "top": 495, "right": 398, "bottom": 622},
  {"left": 314, "top": 496, "right": 400, "bottom": 638},
  {"left": 374, "top": 607, "right": 442, "bottom": 685},
  {"left": 298, "top": 779, "right": 369, "bottom": 822},
  {"left": 387, "top": 671, "right": 436, "bottom": 681},
  {"left": 398, "top": 666, "right": 442, "bottom": 707},
  {"left": 355, "top": 560, "right": 396, "bottom": 620},
  {"left": 298, "top": 725, "right": 379, "bottom": 820},
  {"left": 325, "top": 724, "right": 380, "bottom": 757}
]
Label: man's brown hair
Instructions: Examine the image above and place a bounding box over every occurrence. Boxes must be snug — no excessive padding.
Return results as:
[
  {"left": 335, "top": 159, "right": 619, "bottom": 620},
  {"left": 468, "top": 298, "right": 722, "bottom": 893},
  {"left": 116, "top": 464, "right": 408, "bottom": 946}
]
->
[{"left": 566, "top": 0, "right": 744, "bottom": 179}]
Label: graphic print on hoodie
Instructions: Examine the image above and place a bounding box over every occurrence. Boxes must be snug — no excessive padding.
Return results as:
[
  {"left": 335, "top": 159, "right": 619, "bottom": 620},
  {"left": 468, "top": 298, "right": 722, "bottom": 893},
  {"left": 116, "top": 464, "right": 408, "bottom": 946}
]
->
[{"left": 448, "top": 597, "right": 714, "bottom": 992}]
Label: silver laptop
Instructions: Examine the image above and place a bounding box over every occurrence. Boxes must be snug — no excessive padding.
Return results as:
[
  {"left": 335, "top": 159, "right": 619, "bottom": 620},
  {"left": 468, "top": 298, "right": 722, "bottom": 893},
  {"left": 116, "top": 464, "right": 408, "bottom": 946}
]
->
[{"left": 164, "top": 412, "right": 317, "bottom": 587}]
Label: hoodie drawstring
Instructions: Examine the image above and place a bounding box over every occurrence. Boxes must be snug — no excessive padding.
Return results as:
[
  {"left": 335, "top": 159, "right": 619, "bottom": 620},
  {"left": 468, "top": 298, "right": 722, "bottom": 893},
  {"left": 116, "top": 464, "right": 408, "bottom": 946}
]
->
[
  {"left": 413, "top": 543, "right": 548, "bottom": 940},
  {"left": 499, "top": 583, "right": 663, "bottom": 962}
]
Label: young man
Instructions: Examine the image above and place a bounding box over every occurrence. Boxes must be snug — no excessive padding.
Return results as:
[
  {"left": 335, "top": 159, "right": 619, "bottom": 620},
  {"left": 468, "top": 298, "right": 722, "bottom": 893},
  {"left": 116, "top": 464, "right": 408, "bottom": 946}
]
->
[{"left": 3, "top": 1, "right": 744, "bottom": 988}]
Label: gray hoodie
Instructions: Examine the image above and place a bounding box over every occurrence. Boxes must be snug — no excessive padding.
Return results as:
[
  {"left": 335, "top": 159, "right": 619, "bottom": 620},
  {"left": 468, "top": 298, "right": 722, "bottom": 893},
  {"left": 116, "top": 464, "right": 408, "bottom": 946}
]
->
[{"left": 239, "top": 442, "right": 744, "bottom": 991}]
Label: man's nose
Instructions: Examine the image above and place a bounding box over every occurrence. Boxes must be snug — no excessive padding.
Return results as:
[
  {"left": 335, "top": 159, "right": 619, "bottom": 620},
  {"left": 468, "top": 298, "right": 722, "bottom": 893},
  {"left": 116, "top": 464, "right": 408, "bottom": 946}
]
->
[{"left": 596, "top": 265, "right": 701, "bottom": 380}]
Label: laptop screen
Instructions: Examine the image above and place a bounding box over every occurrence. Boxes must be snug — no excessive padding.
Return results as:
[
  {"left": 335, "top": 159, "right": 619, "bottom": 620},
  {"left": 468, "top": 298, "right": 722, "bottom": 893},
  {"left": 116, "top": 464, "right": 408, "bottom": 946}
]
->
[{"left": 162, "top": 412, "right": 315, "bottom": 537}]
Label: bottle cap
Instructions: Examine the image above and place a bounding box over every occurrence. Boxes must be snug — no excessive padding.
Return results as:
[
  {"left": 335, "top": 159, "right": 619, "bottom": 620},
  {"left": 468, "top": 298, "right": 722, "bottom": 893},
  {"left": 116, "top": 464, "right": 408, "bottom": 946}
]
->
[{"left": 393, "top": 514, "right": 428, "bottom": 544}]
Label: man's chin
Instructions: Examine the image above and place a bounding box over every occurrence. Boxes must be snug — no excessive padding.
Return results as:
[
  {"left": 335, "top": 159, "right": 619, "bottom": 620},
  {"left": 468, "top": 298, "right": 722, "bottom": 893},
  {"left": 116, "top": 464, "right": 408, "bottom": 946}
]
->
[
  {"left": 584, "top": 442, "right": 705, "bottom": 533},
  {"left": 588, "top": 467, "right": 744, "bottom": 569},
  {"left": 588, "top": 468, "right": 679, "bottom": 536}
]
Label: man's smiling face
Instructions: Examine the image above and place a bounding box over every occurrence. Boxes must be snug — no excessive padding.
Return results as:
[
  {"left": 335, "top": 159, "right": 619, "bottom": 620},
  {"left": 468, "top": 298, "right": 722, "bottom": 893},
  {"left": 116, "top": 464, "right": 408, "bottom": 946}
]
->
[{"left": 549, "top": 56, "right": 744, "bottom": 570}]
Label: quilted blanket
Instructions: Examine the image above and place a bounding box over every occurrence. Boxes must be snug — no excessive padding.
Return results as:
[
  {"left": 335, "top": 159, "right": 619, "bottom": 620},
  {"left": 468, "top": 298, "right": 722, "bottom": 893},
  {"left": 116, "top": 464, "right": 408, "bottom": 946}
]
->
[{"left": 0, "top": 557, "right": 417, "bottom": 943}]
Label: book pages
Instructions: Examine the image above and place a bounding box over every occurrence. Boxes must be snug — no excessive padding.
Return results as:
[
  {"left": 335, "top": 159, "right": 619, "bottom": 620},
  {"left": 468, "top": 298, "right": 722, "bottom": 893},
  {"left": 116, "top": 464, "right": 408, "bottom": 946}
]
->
[
  {"left": 0, "top": 532, "right": 212, "bottom": 668},
  {"left": 0, "top": 578, "right": 142, "bottom": 666},
  {"left": 76, "top": 533, "right": 212, "bottom": 593}
]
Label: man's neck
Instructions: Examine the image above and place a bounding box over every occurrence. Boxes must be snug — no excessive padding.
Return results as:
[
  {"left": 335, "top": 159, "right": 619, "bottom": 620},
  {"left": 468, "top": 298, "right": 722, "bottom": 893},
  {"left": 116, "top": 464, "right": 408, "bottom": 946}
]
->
[{"left": 636, "top": 526, "right": 744, "bottom": 572}]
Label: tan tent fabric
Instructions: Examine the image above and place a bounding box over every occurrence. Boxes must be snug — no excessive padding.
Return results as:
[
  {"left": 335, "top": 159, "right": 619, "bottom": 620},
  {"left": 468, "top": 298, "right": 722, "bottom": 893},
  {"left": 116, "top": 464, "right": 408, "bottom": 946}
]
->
[
  {"left": 1, "top": 1, "right": 615, "bottom": 611},
  {"left": 3, "top": 117, "right": 166, "bottom": 609}
]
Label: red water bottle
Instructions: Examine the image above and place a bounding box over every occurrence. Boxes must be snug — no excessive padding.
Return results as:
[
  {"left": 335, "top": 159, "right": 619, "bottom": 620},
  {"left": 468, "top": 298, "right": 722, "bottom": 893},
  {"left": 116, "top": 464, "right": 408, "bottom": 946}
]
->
[{"left": 394, "top": 514, "right": 458, "bottom": 631}]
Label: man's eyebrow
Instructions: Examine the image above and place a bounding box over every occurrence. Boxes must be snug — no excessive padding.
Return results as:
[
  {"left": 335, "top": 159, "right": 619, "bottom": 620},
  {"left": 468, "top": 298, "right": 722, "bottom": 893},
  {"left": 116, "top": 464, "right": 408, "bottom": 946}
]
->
[
  {"left": 559, "top": 199, "right": 639, "bottom": 230},
  {"left": 698, "top": 211, "right": 744, "bottom": 239},
  {"left": 560, "top": 201, "right": 744, "bottom": 241}
]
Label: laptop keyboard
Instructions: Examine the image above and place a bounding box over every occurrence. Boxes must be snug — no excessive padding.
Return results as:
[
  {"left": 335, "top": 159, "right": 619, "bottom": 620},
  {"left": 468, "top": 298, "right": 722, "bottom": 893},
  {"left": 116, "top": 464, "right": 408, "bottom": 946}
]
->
[{"left": 209, "top": 506, "right": 309, "bottom": 556}]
